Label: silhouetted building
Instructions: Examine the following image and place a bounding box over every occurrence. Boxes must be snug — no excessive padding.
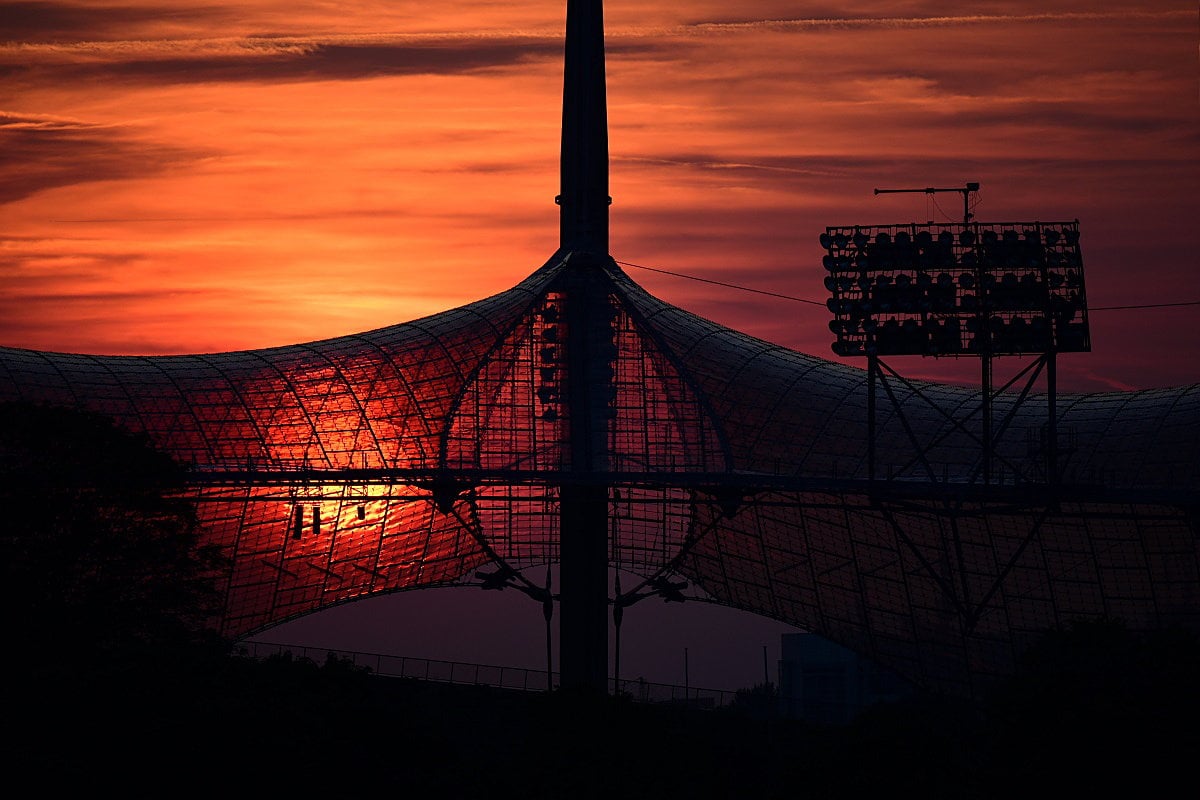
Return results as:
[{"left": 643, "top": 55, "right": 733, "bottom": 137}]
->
[{"left": 778, "top": 632, "right": 912, "bottom": 725}]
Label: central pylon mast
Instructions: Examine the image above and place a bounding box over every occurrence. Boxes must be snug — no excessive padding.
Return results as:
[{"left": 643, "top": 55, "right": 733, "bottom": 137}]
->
[
  {"left": 558, "top": 0, "right": 610, "bottom": 254},
  {"left": 556, "top": 0, "right": 613, "bottom": 693}
]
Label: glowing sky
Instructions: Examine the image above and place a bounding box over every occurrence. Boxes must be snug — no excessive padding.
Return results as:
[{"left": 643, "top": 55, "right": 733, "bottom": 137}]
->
[{"left": 2, "top": 1, "right": 1197, "bottom": 391}]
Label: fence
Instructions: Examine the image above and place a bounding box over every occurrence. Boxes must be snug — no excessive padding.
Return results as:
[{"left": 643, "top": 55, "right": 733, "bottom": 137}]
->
[{"left": 239, "top": 640, "right": 737, "bottom": 709}]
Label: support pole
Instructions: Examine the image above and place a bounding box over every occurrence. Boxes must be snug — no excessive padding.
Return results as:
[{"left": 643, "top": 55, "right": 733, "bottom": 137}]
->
[
  {"left": 1047, "top": 352, "right": 1058, "bottom": 488},
  {"left": 613, "top": 574, "right": 623, "bottom": 695},
  {"left": 559, "top": 267, "right": 612, "bottom": 694},
  {"left": 868, "top": 354, "right": 878, "bottom": 482},
  {"left": 556, "top": 0, "right": 613, "bottom": 695},
  {"left": 684, "top": 647, "right": 690, "bottom": 701},
  {"left": 543, "top": 568, "right": 554, "bottom": 691},
  {"left": 559, "top": 483, "right": 608, "bottom": 692},
  {"left": 982, "top": 354, "right": 992, "bottom": 486}
]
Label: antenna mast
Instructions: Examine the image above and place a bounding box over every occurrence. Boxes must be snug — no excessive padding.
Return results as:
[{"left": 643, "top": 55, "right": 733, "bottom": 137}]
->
[
  {"left": 874, "top": 182, "right": 980, "bottom": 224},
  {"left": 558, "top": 0, "right": 610, "bottom": 254}
]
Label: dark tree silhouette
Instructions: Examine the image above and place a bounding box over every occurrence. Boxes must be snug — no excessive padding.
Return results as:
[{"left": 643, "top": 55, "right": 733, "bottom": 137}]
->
[
  {"left": 0, "top": 401, "right": 228, "bottom": 678},
  {"left": 980, "top": 616, "right": 1200, "bottom": 796}
]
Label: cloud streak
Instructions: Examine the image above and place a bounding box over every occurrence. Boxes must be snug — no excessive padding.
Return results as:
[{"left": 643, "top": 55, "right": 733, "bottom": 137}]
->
[
  {"left": 0, "top": 113, "right": 201, "bottom": 203},
  {"left": 0, "top": 1, "right": 236, "bottom": 41},
  {"left": 675, "top": 9, "right": 1193, "bottom": 33},
  {"left": 2, "top": 37, "right": 576, "bottom": 87}
]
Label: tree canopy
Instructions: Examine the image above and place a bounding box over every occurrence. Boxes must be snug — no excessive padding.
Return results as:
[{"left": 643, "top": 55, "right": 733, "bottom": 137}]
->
[{"left": 0, "top": 401, "right": 228, "bottom": 674}]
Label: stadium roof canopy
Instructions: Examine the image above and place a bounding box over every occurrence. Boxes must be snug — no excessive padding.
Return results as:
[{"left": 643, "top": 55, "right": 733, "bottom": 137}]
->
[{"left": 3, "top": 246, "right": 1198, "bottom": 694}]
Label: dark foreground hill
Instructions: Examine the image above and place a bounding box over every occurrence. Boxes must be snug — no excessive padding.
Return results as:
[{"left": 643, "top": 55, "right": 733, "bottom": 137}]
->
[{"left": 6, "top": 622, "right": 1198, "bottom": 799}]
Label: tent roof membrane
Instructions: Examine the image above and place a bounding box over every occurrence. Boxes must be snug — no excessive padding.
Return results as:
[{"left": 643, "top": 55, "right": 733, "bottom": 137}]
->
[{"left": 3, "top": 250, "right": 1197, "bottom": 694}]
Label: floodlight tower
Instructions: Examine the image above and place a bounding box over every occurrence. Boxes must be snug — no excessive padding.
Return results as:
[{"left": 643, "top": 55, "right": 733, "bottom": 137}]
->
[
  {"left": 873, "top": 182, "right": 996, "bottom": 477},
  {"left": 820, "top": 186, "right": 1091, "bottom": 489}
]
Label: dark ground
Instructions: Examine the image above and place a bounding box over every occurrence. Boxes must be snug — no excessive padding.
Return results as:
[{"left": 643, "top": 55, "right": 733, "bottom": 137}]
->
[
  {"left": 2, "top": 404, "right": 1194, "bottom": 798},
  {"left": 6, "top": 625, "right": 1197, "bottom": 799}
]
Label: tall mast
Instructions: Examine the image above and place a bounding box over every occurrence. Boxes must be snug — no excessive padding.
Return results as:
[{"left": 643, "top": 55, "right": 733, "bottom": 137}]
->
[
  {"left": 556, "top": 0, "right": 612, "bottom": 694},
  {"left": 558, "top": 0, "right": 609, "bottom": 254}
]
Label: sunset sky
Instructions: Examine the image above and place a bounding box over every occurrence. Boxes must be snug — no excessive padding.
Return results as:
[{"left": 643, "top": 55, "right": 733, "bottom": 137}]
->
[
  {"left": 3, "top": 0, "right": 1197, "bottom": 392},
  {"left": 3, "top": 1, "right": 1198, "bottom": 687}
]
